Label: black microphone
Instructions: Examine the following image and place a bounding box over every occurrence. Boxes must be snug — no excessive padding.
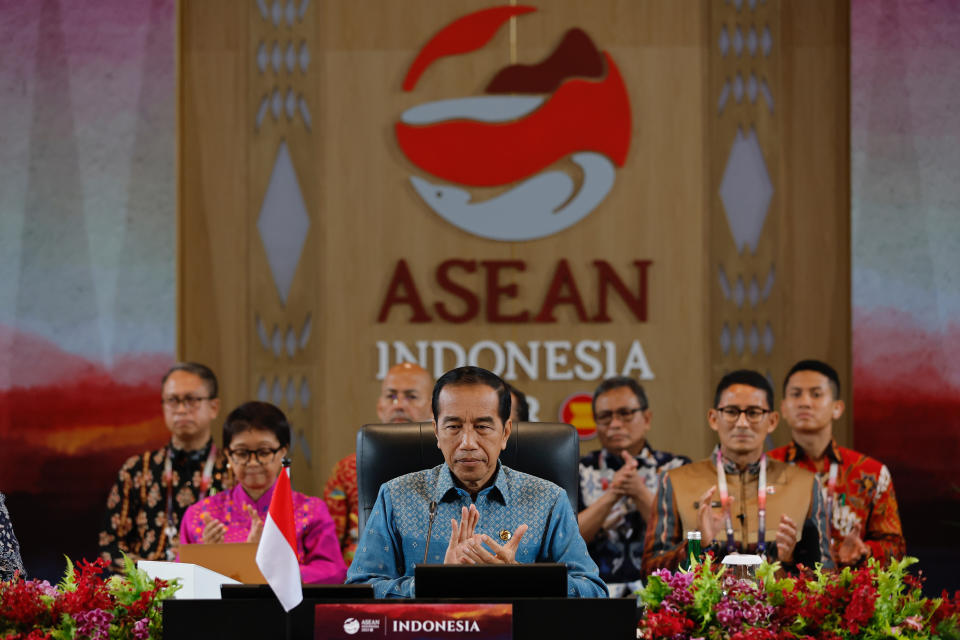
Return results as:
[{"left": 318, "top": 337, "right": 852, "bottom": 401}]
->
[
  {"left": 736, "top": 513, "right": 745, "bottom": 524},
  {"left": 422, "top": 501, "right": 438, "bottom": 563}
]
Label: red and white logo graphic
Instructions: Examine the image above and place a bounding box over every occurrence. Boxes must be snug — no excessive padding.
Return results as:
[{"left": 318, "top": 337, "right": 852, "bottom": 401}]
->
[{"left": 397, "top": 5, "right": 632, "bottom": 242}]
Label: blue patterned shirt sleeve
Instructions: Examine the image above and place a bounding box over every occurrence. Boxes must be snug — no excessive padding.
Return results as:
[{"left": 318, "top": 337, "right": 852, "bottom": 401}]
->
[
  {"left": 346, "top": 484, "right": 415, "bottom": 598},
  {"left": 346, "top": 464, "right": 608, "bottom": 598},
  {"left": 537, "top": 490, "right": 609, "bottom": 597}
]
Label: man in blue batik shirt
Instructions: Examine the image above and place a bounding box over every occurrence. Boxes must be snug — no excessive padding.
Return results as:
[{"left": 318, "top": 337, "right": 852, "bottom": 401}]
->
[{"left": 346, "top": 366, "right": 608, "bottom": 598}]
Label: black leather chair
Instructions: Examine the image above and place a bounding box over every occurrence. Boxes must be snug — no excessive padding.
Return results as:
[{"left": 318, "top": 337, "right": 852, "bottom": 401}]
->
[{"left": 356, "top": 422, "right": 579, "bottom": 532}]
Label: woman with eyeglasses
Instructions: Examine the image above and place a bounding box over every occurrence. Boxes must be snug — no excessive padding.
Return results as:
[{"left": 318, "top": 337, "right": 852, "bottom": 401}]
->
[{"left": 179, "top": 401, "right": 347, "bottom": 584}]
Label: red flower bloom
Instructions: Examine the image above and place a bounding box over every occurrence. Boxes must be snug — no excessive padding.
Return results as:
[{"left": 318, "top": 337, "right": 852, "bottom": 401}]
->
[
  {"left": 643, "top": 610, "right": 695, "bottom": 639},
  {"left": 843, "top": 584, "right": 877, "bottom": 635},
  {"left": 731, "top": 627, "right": 778, "bottom": 640},
  {"left": 0, "top": 580, "right": 52, "bottom": 628}
]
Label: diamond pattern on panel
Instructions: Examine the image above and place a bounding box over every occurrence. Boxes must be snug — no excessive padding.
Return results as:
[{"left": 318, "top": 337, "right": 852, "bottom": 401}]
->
[
  {"left": 714, "top": 0, "right": 776, "bottom": 369},
  {"left": 718, "top": 265, "right": 732, "bottom": 299},
  {"left": 285, "top": 325, "right": 296, "bottom": 357},
  {"left": 299, "top": 376, "right": 310, "bottom": 408},
  {"left": 256, "top": 314, "right": 269, "bottom": 348},
  {"left": 271, "top": 377, "right": 283, "bottom": 405},
  {"left": 257, "top": 141, "right": 310, "bottom": 306},
  {"left": 761, "top": 265, "right": 775, "bottom": 300},
  {"left": 747, "top": 27, "right": 758, "bottom": 55},
  {"left": 718, "top": 81, "right": 731, "bottom": 114},
  {"left": 285, "top": 377, "right": 296, "bottom": 408},
  {"left": 271, "top": 324, "right": 282, "bottom": 357},
  {"left": 719, "top": 128, "right": 773, "bottom": 254},
  {"left": 254, "top": 5, "right": 310, "bottom": 131},
  {"left": 299, "top": 313, "right": 312, "bottom": 349},
  {"left": 760, "top": 79, "right": 774, "bottom": 113}
]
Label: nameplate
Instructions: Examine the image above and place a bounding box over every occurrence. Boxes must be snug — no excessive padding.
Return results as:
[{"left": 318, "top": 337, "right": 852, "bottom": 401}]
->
[{"left": 315, "top": 603, "right": 513, "bottom": 639}]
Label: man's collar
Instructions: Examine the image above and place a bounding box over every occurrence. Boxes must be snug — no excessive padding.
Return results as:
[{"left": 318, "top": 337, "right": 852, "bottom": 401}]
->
[
  {"left": 169, "top": 438, "right": 213, "bottom": 464},
  {"left": 786, "top": 438, "right": 842, "bottom": 464},
  {"left": 601, "top": 442, "right": 656, "bottom": 467},
  {"left": 712, "top": 444, "right": 763, "bottom": 475},
  {"left": 437, "top": 461, "right": 508, "bottom": 504}
]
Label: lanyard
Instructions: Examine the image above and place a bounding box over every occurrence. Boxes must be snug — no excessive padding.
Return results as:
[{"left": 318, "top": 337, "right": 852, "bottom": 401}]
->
[
  {"left": 715, "top": 451, "right": 767, "bottom": 553},
  {"left": 824, "top": 461, "right": 838, "bottom": 541}
]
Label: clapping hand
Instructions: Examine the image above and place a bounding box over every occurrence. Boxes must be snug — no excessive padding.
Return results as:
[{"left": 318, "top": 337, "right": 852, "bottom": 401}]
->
[
  {"left": 245, "top": 504, "right": 264, "bottom": 544},
  {"left": 776, "top": 514, "right": 799, "bottom": 563},
  {"left": 443, "top": 504, "right": 528, "bottom": 565},
  {"left": 834, "top": 523, "right": 869, "bottom": 565},
  {"left": 200, "top": 512, "right": 226, "bottom": 544}
]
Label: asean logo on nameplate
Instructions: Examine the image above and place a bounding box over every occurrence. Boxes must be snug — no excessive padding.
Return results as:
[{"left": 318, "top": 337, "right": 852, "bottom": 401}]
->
[
  {"left": 396, "top": 5, "right": 632, "bottom": 242},
  {"left": 560, "top": 392, "right": 597, "bottom": 441}
]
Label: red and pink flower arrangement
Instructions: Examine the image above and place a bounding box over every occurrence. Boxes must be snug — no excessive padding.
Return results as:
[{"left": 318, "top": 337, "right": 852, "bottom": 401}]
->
[
  {"left": 0, "top": 556, "right": 178, "bottom": 640},
  {"left": 638, "top": 556, "right": 960, "bottom": 640}
]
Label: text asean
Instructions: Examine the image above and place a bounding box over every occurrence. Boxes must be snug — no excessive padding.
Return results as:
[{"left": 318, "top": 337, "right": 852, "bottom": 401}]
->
[{"left": 377, "top": 258, "right": 652, "bottom": 323}]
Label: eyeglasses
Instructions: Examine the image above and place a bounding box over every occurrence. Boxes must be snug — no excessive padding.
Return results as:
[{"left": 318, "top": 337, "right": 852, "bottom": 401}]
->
[
  {"left": 716, "top": 406, "right": 770, "bottom": 423},
  {"left": 595, "top": 406, "right": 646, "bottom": 426},
  {"left": 227, "top": 446, "right": 283, "bottom": 465},
  {"left": 162, "top": 395, "right": 213, "bottom": 410}
]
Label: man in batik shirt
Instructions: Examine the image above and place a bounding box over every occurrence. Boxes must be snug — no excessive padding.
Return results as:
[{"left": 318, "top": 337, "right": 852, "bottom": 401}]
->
[
  {"left": 769, "top": 359, "right": 905, "bottom": 567},
  {"left": 578, "top": 377, "right": 689, "bottom": 596},
  {"left": 322, "top": 362, "right": 433, "bottom": 566},
  {"left": 98, "top": 362, "right": 230, "bottom": 572},
  {"left": 643, "top": 370, "right": 833, "bottom": 574}
]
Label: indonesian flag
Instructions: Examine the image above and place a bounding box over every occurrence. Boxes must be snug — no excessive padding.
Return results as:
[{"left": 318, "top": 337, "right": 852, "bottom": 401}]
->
[{"left": 255, "top": 465, "right": 303, "bottom": 611}]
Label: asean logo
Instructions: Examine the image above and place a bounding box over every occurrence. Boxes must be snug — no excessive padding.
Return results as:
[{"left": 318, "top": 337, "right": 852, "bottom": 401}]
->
[
  {"left": 397, "top": 5, "right": 632, "bottom": 242},
  {"left": 560, "top": 392, "right": 598, "bottom": 441},
  {"left": 342, "top": 618, "right": 360, "bottom": 635}
]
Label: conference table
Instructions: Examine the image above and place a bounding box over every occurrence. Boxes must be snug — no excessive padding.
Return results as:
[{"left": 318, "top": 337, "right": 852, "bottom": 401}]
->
[{"left": 163, "top": 595, "right": 638, "bottom": 639}]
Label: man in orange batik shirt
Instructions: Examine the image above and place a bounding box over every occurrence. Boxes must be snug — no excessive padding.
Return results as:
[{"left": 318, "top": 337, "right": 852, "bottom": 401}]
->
[{"left": 769, "top": 359, "right": 906, "bottom": 567}]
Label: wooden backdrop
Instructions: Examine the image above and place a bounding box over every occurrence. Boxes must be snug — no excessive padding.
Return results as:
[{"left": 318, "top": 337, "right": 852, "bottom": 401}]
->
[{"left": 178, "top": 0, "right": 849, "bottom": 494}]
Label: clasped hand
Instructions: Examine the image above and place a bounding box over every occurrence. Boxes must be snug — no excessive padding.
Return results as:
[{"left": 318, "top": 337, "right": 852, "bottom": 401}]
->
[{"left": 443, "top": 504, "right": 528, "bottom": 565}]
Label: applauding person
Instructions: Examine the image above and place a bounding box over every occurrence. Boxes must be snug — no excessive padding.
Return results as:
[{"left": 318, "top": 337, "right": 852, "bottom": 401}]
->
[
  {"left": 180, "top": 402, "right": 346, "bottom": 584},
  {"left": 769, "top": 360, "right": 905, "bottom": 567},
  {"left": 578, "top": 377, "right": 689, "bottom": 596},
  {"left": 347, "top": 367, "right": 607, "bottom": 598},
  {"left": 643, "top": 370, "right": 833, "bottom": 574}
]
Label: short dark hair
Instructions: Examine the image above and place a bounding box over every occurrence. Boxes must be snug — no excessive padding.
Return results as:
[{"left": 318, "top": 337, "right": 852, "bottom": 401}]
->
[
  {"left": 432, "top": 366, "right": 511, "bottom": 425},
  {"left": 784, "top": 359, "right": 841, "bottom": 398},
  {"left": 506, "top": 383, "right": 530, "bottom": 422},
  {"left": 222, "top": 401, "right": 291, "bottom": 450},
  {"left": 161, "top": 362, "right": 218, "bottom": 399},
  {"left": 592, "top": 376, "right": 649, "bottom": 417},
  {"left": 714, "top": 369, "right": 774, "bottom": 409}
]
